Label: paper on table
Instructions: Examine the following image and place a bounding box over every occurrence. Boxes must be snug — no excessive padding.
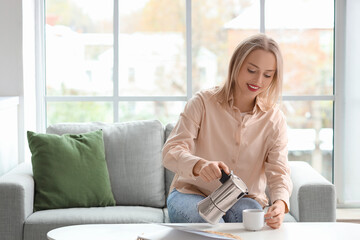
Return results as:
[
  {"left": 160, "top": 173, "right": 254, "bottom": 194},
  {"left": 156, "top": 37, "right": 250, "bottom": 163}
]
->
[{"left": 137, "top": 224, "right": 236, "bottom": 240}]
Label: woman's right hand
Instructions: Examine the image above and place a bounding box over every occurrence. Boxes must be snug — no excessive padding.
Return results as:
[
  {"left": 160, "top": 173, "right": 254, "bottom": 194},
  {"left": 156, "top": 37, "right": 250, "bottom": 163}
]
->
[{"left": 193, "top": 159, "right": 230, "bottom": 182}]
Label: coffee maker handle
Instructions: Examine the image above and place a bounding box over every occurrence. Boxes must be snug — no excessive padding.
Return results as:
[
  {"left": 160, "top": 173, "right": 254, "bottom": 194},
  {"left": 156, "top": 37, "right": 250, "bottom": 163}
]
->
[{"left": 219, "top": 169, "right": 230, "bottom": 184}]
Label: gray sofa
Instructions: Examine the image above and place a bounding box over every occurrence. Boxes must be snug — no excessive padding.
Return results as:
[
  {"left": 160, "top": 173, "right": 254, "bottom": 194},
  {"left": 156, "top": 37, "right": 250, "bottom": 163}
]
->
[{"left": 0, "top": 120, "right": 336, "bottom": 240}]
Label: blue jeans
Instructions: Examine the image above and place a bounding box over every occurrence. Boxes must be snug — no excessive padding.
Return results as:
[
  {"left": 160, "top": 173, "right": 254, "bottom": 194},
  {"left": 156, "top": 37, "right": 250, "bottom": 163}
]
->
[{"left": 167, "top": 189, "right": 263, "bottom": 223}]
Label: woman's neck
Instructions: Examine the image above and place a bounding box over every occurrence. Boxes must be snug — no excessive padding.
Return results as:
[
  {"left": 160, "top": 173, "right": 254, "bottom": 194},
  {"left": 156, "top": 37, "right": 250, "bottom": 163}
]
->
[
  {"left": 234, "top": 97, "right": 255, "bottom": 112},
  {"left": 233, "top": 89, "right": 256, "bottom": 113}
]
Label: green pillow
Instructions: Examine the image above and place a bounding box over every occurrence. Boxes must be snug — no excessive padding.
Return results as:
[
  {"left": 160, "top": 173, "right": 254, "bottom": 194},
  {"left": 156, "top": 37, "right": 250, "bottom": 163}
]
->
[{"left": 27, "top": 130, "right": 116, "bottom": 211}]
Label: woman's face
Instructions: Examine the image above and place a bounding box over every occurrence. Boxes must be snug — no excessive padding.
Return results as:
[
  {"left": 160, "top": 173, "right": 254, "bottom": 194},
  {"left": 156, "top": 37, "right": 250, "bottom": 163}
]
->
[{"left": 235, "top": 49, "right": 276, "bottom": 101}]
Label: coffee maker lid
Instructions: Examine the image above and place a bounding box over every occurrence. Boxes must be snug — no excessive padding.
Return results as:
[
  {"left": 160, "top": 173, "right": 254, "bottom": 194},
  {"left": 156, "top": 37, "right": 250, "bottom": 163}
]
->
[{"left": 230, "top": 173, "right": 248, "bottom": 193}]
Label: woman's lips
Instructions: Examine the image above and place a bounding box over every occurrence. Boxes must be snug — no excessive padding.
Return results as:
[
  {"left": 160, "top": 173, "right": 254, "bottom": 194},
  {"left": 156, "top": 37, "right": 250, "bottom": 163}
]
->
[{"left": 247, "top": 84, "right": 260, "bottom": 92}]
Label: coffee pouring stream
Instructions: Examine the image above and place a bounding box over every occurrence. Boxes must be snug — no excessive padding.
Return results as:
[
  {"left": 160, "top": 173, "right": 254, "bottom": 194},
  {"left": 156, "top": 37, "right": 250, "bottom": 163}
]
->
[{"left": 197, "top": 170, "right": 248, "bottom": 224}]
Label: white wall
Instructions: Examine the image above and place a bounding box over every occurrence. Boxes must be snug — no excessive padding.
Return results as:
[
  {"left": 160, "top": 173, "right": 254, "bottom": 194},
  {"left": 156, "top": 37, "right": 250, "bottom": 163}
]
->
[
  {"left": 0, "top": 0, "right": 23, "bottom": 96},
  {"left": 0, "top": 0, "right": 36, "bottom": 173},
  {"left": 0, "top": 98, "right": 19, "bottom": 175}
]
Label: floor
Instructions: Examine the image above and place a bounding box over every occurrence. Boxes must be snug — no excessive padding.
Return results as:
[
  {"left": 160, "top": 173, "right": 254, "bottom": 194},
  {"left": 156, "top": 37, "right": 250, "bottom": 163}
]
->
[{"left": 336, "top": 208, "right": 360, "bottom": 224}]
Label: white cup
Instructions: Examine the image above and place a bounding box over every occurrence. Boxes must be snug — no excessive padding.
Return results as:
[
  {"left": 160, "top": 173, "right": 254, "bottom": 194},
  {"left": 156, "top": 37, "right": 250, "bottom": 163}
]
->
[{"left": 242, "top": 209, "right": 265, "bottom": 231}]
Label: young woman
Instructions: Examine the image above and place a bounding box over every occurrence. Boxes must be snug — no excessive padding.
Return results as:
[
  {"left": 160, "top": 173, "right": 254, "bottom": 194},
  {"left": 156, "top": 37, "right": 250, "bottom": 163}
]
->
[{"left": 162, "top": 34, "right": 292, "bottom": 229}]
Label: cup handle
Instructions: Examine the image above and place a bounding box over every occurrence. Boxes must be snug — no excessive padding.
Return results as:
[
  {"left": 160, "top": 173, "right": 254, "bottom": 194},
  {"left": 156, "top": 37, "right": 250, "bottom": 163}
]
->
[{"left": 264, "top": 215, "right": 272, "bottom": 224}]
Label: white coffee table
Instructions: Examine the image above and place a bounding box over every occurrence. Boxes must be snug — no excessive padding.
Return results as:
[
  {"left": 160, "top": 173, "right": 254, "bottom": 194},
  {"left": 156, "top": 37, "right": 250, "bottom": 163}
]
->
[{"left": 47, "top": 222, "right": 360, "bottom": 240}]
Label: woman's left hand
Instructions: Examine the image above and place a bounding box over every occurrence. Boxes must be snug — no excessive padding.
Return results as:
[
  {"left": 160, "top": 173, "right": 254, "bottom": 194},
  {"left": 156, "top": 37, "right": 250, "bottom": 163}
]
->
[{"left": 264, "top": 200, "right": 286, "bottom": 229}]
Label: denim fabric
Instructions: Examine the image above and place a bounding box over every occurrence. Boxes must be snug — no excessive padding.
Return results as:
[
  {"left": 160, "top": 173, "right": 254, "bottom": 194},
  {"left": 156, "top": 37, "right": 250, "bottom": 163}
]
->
[{"left": 167, "top": 189, "right": 262, "bottom": 223}]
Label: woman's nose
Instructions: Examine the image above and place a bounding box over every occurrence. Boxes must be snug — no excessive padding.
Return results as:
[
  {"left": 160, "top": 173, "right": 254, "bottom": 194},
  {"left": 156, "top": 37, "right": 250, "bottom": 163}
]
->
[{"left": 254, "top": 73, "right": 263, "bottom": 84}]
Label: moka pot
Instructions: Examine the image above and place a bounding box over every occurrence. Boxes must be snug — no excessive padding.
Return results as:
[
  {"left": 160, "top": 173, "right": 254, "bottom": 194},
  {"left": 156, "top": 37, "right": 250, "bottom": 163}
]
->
[{"left": 197, "top": 170, "right": 248, "bottom": 224}]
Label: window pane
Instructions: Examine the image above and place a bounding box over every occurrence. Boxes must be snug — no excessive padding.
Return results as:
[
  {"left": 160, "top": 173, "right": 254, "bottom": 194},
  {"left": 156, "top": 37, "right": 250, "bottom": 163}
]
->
[
  {"left": 193, "top": 0, "right": 260, "bottom": 93},
  {"left": 281, "top": 101, "right": 333, "bottom": 181},
  {"left": 119, "top": 101, "right": 185, "bottom": 125},
  {"left": 266, "top": 0, "right": 334, "bottom": 95},
  {"left": 118, "top": 0, "right": 186, "bottom": 96},
  {"left": 47, "top": 102, "right": 113, "bottom": 125},
  {"left": 46, "top": 0, "right": 113, "bottom": 96}
]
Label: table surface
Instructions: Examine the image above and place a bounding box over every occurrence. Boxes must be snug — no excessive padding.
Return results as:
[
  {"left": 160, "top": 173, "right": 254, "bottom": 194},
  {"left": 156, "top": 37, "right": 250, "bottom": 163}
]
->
[{"left": 47, "top": 222, "right": 360, "bottom": 240}]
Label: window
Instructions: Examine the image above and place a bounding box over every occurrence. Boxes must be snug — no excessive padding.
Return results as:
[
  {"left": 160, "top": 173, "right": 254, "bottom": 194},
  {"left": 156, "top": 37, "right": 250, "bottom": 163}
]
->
[
  {"left": 265, "top": 0, "right": 334, "bottom": 182},
  {"left": 40, "top": 0, "right": 334, "bottom": 182}
]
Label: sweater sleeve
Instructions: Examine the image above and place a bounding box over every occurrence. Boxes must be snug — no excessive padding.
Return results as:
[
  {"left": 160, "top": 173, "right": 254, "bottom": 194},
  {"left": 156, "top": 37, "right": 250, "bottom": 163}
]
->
[
  {"left": 264, "top": 110, "right": 293, "bottom": 213},
  {"left": 162, "top": 93, "right": 206, "bottom": 179}
]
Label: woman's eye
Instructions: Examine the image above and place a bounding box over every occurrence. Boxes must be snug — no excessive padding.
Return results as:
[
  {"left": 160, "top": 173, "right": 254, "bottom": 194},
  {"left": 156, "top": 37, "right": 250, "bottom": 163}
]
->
[
  {"left": 264, "top": 74, "right": 272, "bottom": 78},
  {"left": 247, "top": 69, "right": 256, "bottom": 73}
]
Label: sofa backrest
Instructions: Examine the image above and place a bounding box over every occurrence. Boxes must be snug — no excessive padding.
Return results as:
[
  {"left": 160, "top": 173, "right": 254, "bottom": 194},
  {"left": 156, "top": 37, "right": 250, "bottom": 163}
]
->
[
  {"left": 47, "top": 120, "right": 166, "bottom": 208},
  {"left": 164, "top": 123, "right": 176, "bottom": 197}
]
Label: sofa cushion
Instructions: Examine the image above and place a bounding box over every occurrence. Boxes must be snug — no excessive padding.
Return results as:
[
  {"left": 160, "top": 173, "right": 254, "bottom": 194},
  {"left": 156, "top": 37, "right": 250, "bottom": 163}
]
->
[
  {"left": 27, "top": 130, "right": 116, "bottom": 211},
  {"left": 47, "top": 120, "right": 165, "bottom": 207},
  {"left": 24, "top": 206, "right": 164, "bottom": 240}
]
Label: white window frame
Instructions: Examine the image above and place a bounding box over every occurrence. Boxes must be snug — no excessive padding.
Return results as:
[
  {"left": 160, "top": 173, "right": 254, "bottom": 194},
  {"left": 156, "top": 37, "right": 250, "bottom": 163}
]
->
[
  {"left": 35, "top": 0, "right": 350, "bottom": 205},
  {"left": 334, "top": 0, "right": 360, "bottom": 208},
  {"left": 333, "top": 0, "right": 346, "bottom": 207}
]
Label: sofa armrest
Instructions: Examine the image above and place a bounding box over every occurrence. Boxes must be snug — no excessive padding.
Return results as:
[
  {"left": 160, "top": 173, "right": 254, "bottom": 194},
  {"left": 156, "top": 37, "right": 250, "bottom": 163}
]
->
[
  {"left": 289, "top": 161, "right": 336, "bottom": 222},
  {"left": 0, "top": 162, "right": 34, "bottom": 240}
]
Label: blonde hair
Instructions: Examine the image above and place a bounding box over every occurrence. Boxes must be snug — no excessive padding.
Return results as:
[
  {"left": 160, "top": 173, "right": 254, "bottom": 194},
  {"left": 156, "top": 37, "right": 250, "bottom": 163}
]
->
[{"left": 215, "top": 33, "right": 283, "bottom": 110}]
